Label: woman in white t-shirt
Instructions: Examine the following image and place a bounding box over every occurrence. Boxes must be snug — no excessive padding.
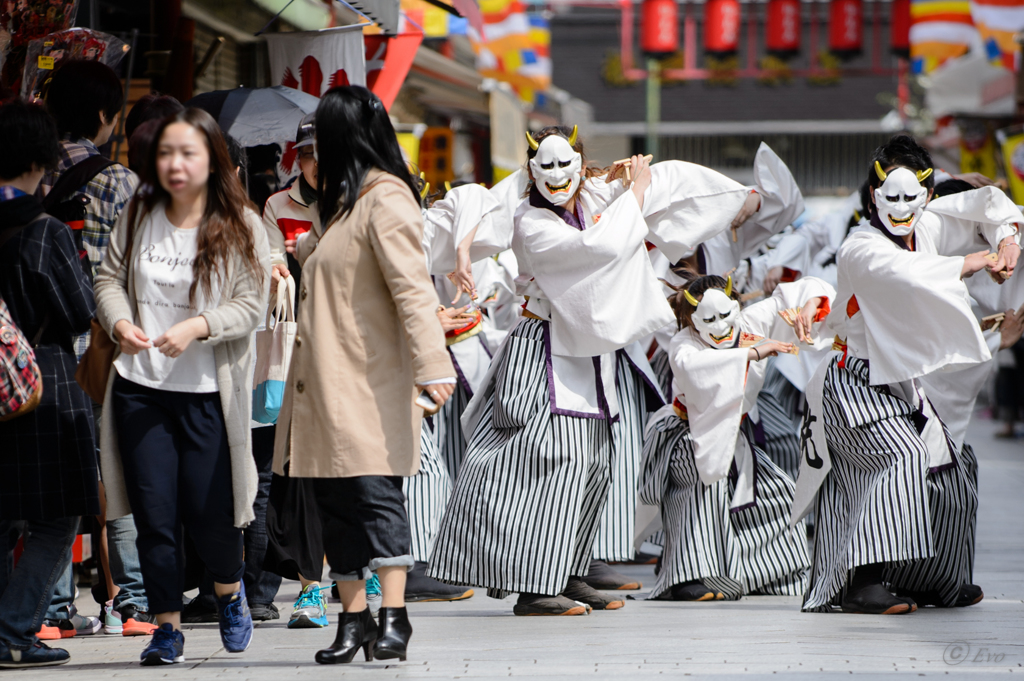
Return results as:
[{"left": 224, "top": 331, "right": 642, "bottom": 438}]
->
[{"left": 94, "top": 108, "right": 270, "bottom": 666}]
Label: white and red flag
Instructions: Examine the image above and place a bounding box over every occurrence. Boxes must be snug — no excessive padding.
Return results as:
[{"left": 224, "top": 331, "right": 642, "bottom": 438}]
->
[{"left": 266, "top": 27, "right": 367, "bottom": 98}]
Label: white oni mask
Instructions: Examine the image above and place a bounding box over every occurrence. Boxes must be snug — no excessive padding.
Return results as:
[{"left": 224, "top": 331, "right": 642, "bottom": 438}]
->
[
  {"left": 873, "top": 163, "right": 932, "bottom": 236},
  {"left": 528, "top": 133, "right": 582, "bottom": 207},
  {"left": 686, "top": 285, "right": 741, "bottom": 348}
]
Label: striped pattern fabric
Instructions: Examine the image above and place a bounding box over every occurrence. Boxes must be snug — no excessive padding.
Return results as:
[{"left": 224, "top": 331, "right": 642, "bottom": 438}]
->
[
  {"left": 639, "top": 415, "right": 810, "bottom": 601},
  {"left": 802, "top": 356, "right": 975, "bottom": 611},
  {"left": 428, "top": 318, "right": 614, "bottom": 598},
  {"left": 592, "top": 351, "right": 650, "bottom": 562},
  {"left": 910, "top": 0, "right": 977, "bottom": 73},
  {"left": 649, "top": 345, "right": 674, "bottom": 400},
  {"left": 404, "top": 421, "right": 452, "bottom": 563},
  {"left": 434, "top": 371, "right": 471, "bottom": 480},
  {"left": 757, "top": 360, "right": 804, "bottom": 479}
]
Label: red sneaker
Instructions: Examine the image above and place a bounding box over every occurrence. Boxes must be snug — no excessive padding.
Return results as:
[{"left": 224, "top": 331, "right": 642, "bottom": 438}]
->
[{"left": 36, "top": 624, "right": 67, "bottom": 641}]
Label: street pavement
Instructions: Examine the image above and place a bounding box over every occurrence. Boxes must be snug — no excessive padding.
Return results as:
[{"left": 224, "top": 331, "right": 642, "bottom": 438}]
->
[{"left": 35, "top": 417, "right": 1024, "bottom": 679}]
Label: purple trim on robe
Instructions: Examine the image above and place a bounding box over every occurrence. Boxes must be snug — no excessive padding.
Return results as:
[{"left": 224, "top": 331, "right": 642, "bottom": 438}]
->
[
  {"left": 618, "top": 348, "right": 667, "bottom": 410},
  {"left": 542, "top": 321, "right": 609, "bottom": 421},
  {"left": 447, "top": 346, "right": 474, "bottom": 399},
  {"left": 529, "top": 185, "right": 586, "bottom": 231},
  {"left": 477, "top": 332, "right": 493, "bottom": 359}
]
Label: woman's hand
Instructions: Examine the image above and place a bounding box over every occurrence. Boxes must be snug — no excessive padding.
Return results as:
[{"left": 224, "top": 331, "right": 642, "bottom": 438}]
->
[
  {"left": 954, "top": 172, "right": 995, "bottom": 188},
  {"left": 437, "top": 305, "right": 476, "bottom": 333},
  {"left": 629, "top": 154, "right": 652, "bottom": 209},
  {"left": 731, "top": 191, "right": 762, "bottom": 237},
  {"left": 990, "top": 237, "right": 1020, "bottom": 283},
  {"left": 748, "top": 340, "right": 795, "bottom": 362},
  {"left": 1000, "top": 307, "right": 1024, "bottom": 349},
  {"left": 962, "top": 250, "right": 994, "bottom": 279},
  {"left": 763, "top": 267, "right": 784, "bottom": 295},
  {"left": 448, "top": 249, "right": 477, "bottom": 304},
  {"left": 417, "top": 382, "right": 455, "bottom": 406},
  {"left": 153, "top": 317, "right": 210, "bottom": 359},
  {"left": 284, "top": 238, "right": 297, "bottom": 255},
  {"left": 114, "top": 320, "right": 151, "bottom": 355},
  {"left": 270, "top": 263, "right": 290, "bottom": 300},
  {"left": 795, "top": 297, "right": 823, "bottom": 344}
]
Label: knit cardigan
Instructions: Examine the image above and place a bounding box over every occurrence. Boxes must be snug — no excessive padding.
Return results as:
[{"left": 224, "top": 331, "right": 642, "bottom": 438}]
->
[{"left": 93, "top": 203, "right": 271, "bottom": 527}]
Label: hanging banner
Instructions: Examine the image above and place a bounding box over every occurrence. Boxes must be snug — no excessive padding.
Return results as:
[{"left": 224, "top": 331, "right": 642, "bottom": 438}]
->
[
  {"left": 267, "top": 27, "right": 366, "bottom": 98},
  {"left": 21, "top": 28, "right": 128, "bottom": 99},
  {"left": 364, "top": 31, "right": 423, "bottom": 111},
  {"left": 959, "top": 121, "right": 997, "bottom": 180},
  {"left": 0, "top": 0, "right": 79, "bottom": 95},
  {"left": 997, "top": 126, "right": 1024, "bottom": 205}
]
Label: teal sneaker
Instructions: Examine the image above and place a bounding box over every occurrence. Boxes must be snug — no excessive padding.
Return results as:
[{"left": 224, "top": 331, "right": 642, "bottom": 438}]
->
[
  {"left": 366, "top": 573, "right": 382, "bottom": 618},
  {"left": 287, "top": 584, "right": 328, "bottom": 629},
  {"left": 102, "top": 600, "right": 123, "bottom": 635}
]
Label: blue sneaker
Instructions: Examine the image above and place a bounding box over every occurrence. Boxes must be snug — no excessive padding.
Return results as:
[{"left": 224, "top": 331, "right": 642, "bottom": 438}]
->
[
  {"left": 0, "top": 639, "right": 70, "bottom": 669},
  {"left": 139, "top": 623, "right": 184, "bottom": 666},
  {"left": 216, "top": 582, "right": 254, "bottom": 653},
  {"left": 288, "top": 584, "right": 328, "bottom": 629},
  {"left": 366, "top": 573, "right": 382, "bottom": 617}
]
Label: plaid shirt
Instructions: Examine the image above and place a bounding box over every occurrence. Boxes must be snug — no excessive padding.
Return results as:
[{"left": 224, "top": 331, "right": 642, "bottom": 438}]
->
[{"left": 40, "top": 138, "right": 137, "bottom": 358}]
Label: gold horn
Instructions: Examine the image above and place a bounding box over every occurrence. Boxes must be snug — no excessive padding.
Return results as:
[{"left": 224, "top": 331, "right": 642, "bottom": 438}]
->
[
  {"left": 444, "top": 181, "right": 452, "bottom": 192},
  {"left": 916, "top": 167, "right": 933, "bottom": 182},
  {"left": 683, "top": 288, "right": 700, "bottom": 307},
  {"left": 420, "top": 182, "right": 430, "bottom": 199},
  {"left": 526, "top": 131, "right": 539, "bottom": 151},
  {"left": 874, "top": 161, "right": 888, "bottom": 183},
  {"left": 724, "top": 275, "right": 733, "bottom": 297},
  {"left": 568, "top": 125, "right": 578, "bottom": 147}
]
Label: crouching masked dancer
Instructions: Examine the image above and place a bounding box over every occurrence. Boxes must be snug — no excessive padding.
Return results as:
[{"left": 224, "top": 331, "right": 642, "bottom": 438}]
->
[
  {"left": 429, "top": 125, "right": 750, "bottom": 615},
  {"left": 795, "top": 135, "right": 1020, "bottom": 614},
  {"left": 639, "top": 275, "right": 826, "bottom": 601}
]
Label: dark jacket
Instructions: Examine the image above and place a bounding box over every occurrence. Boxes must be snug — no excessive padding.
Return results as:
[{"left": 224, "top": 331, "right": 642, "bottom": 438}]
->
[{"left": 0, "top": 189, "right": 99, "bottom": 520}]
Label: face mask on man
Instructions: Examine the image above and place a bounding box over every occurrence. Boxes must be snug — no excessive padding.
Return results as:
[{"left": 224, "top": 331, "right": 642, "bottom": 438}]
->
[{"left": 873, "top": 162, "right": 932, "bottom": 236}]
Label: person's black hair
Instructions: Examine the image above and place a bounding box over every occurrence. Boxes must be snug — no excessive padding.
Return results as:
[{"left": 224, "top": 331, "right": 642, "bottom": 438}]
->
[
  {"left": 932, "top": 178, "right": 974, "bottom": 199},
  {"left": 866, "top": 134, "right": 935, "bottom": 219},
  {"left": 246, "top": 144, "right": 281, "bottom": 175},
  {"left": 124, "top": 93, "right": 184, "bottom": 141},
  {"left": 225, "top": 135, "right": 247, "bottom": 175},
  {"left": 44, "top": 59, "right": 124, "bottom": 141},
  {"left": 315, "top": 85, "right": 419, "bottom": 225},
  {"left": 0, "top": 99, "right": 60, "bottom": 180}
]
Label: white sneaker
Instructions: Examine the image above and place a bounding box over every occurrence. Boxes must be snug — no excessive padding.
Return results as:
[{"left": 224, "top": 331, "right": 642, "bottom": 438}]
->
[{"left": 102, "top": 600, "right": 123, "bottom": 635}]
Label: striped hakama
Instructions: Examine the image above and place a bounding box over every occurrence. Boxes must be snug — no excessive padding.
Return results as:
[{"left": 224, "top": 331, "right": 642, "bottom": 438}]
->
[
  {"left": 639, "top": 414, "right": 810, "bottom": 600},
  {"left": 592, "top": 351, "right": 653, "bottom": 562},
  {"left": 427, "top": 318, "right": 615, "bottom": 598},
  {"left": 802, "top": 356, "right": 977, "bottom": 612},
  {"left": 757, "top": 359, "right": 804, "bottom": 479},
  {"left": 404, "top": 421, "right": 451, "bottom": 563},
  {"left": 649, "top": 345, "right": 674, "bottom": 400}
]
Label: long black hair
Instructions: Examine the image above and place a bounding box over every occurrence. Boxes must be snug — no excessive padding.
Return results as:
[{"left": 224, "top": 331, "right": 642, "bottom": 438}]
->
[
  {"left": 315, "top": 86, "right": 420, "bottom": 226},
  {"left": 865, "top": 134, "right": 935, "bottom": 220}
]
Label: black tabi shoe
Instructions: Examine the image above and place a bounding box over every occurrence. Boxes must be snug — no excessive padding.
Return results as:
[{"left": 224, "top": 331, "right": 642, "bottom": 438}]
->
[
  {"left": 669, "top": 580, "right": 724, "bottom": 602},
  {"left": 512, "top": 593, "right": 590, "bottom": 616},
  {"left": 957, "top": 584, "right": 984, "bottom": 607},
  {"left": 314, "top": 609, "right": 377, "bottom": 665},
  {"left": 373, "top": 607, "right": 412, "bottom": 662},
  {"left": 841, "top": 583, "right": 914, "bottom": 615},
  {"left": 561, "top": 576, "right": 625, "bottom": 610},
  {"left": 581, "top": 560, "right": 642, "bottom": 591},
  {"left": 404, "top": 562, "right": 475, "bottom": 602}
]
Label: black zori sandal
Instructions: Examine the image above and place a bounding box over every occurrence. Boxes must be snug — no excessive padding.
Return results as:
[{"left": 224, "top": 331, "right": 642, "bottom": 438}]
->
[
  {"left": 841, "top": 584, "right": 914, "bottom": 615},
  {"left": 315, "top": 609, "right": 377, "bottom": 664},
  {"left": 670, "top": 580, "right": 723, "bottom": 602}
]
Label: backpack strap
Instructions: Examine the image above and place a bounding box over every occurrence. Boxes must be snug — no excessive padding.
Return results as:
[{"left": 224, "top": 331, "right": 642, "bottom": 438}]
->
[
  {"left": 0, "top": 212, "right": 50, "bottom": 251},
  {"left": 42, "top": 155, "right": 118, "bottom": 212}
]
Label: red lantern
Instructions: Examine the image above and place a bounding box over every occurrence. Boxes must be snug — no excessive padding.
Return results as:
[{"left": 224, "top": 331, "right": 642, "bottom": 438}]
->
[
  {"left": 704, "top": 0, "right": 741, "bottom": 56},
  {"left": 829, "top": 0, "right": 863, "bottom": 57},
  {"left": 891, "top": 0, "right": 911, "bottom": 57},
  {"left": 766, "top": 0, "right": 801, "bottom": 58},
  {"left": 641, "top": 0, "right": 679, "bottom": 57}
]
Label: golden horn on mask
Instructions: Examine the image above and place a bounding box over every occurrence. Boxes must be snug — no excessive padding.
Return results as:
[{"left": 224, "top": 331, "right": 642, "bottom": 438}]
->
[
  {"left": 420, "top": 182, "right": 430, "bottom": 199},
  {"left": 568, "top": 125, "right": 578, "bottom": 147},
  {"left": 916, "top": 167, "right": 933, "bottom": 182},
  {"left": 683, "top": 288, "right": 700, "bottom": 307},
  {"left": 724, "top": 275, "right": 733, "bottom": 297},
  {"left": 444, "top": 181, "right": 452, "bottom": 192},
  {"left": 874, "top": 161, "right": 888, "bottom": 183},
  {"left": 526, "top": 131, "right": 539, "bottom": 151}
]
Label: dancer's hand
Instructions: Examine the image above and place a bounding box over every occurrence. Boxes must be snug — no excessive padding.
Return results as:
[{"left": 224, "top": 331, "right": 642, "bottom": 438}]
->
[
  {"left": 1000, "top": 307, "right": 1024, "bottom": 349},
  {"left": 629, "top": 154, "right": 652, "bottom": 209},
  {"left": 731, "top": 191, "right": 761, "bottom": 233},
  {"left": 795, "top": 297, "right": 823, "bottom": 344},
  {"left": 763, "top": 267, "right": 784, "bottom": 295},
  {"left": 990, "top": 237, "right": 1020, "bottom": 283},
  {"left": 954, "top": 172, "right": 995, "bottom": 188},
  {"left": 748, "top": 340, "right": 794, "bottom": 361},
  {"left": 962, "top": 250, "right": 994, "bottom": 279}
]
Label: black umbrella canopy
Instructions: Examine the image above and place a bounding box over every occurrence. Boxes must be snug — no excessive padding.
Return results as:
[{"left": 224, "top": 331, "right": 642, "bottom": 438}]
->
[{"left": 185, "top": 86, "right": 321, "bottom": 147}]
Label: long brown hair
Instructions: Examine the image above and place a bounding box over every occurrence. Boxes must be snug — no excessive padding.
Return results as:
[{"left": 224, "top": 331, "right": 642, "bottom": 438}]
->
[{"left": 125, "top": 108, "right": 263, "bottom": 305}]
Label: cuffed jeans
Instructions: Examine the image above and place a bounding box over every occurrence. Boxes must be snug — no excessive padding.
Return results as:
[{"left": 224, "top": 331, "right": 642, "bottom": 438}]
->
[
  {"left": 0, "top": 518, "right": 79, "bottom": 648},
  {"left": 108, "top": 515, "right": 148, "bottom": 612},
  {"left": 313, "top": 476, "right": 414, "bottom": 581},
  {"left": 112, "top": 375, "right": 244, "bottom": 614}
]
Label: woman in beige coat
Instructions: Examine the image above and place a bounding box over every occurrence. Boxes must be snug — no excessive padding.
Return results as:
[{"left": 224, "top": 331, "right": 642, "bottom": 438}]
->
[{"left": 273, "top": 86, "right": 454, "bottom": 665}]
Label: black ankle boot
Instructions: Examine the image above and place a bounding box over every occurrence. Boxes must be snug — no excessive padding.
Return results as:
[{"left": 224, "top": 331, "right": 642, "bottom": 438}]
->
[
  {"left": 373, "top": 607, "right": 412, "bottom": 661},
  {"left": 315, "top": 609, "right": 377, "bottom": 664}
]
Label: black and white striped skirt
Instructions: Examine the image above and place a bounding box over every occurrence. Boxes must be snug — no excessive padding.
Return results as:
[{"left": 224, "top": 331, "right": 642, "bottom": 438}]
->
[
  {"left": 404, "top": 421, "right": 451, "bottom": 563},
  {"left": 802, "top": 356, "right": 977, "bottom": 612},
  {"left": 639, "top": 414, "right": 810, "bottom": 601},
  {"left": 649, "top": 345, "right": 674, "bottom": 400},
  {"left": 427, "top": 318, "right": 614, "bottom": 598},
  {"left": 757, "top": 359, "right": 804, "bottom": 479}
]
